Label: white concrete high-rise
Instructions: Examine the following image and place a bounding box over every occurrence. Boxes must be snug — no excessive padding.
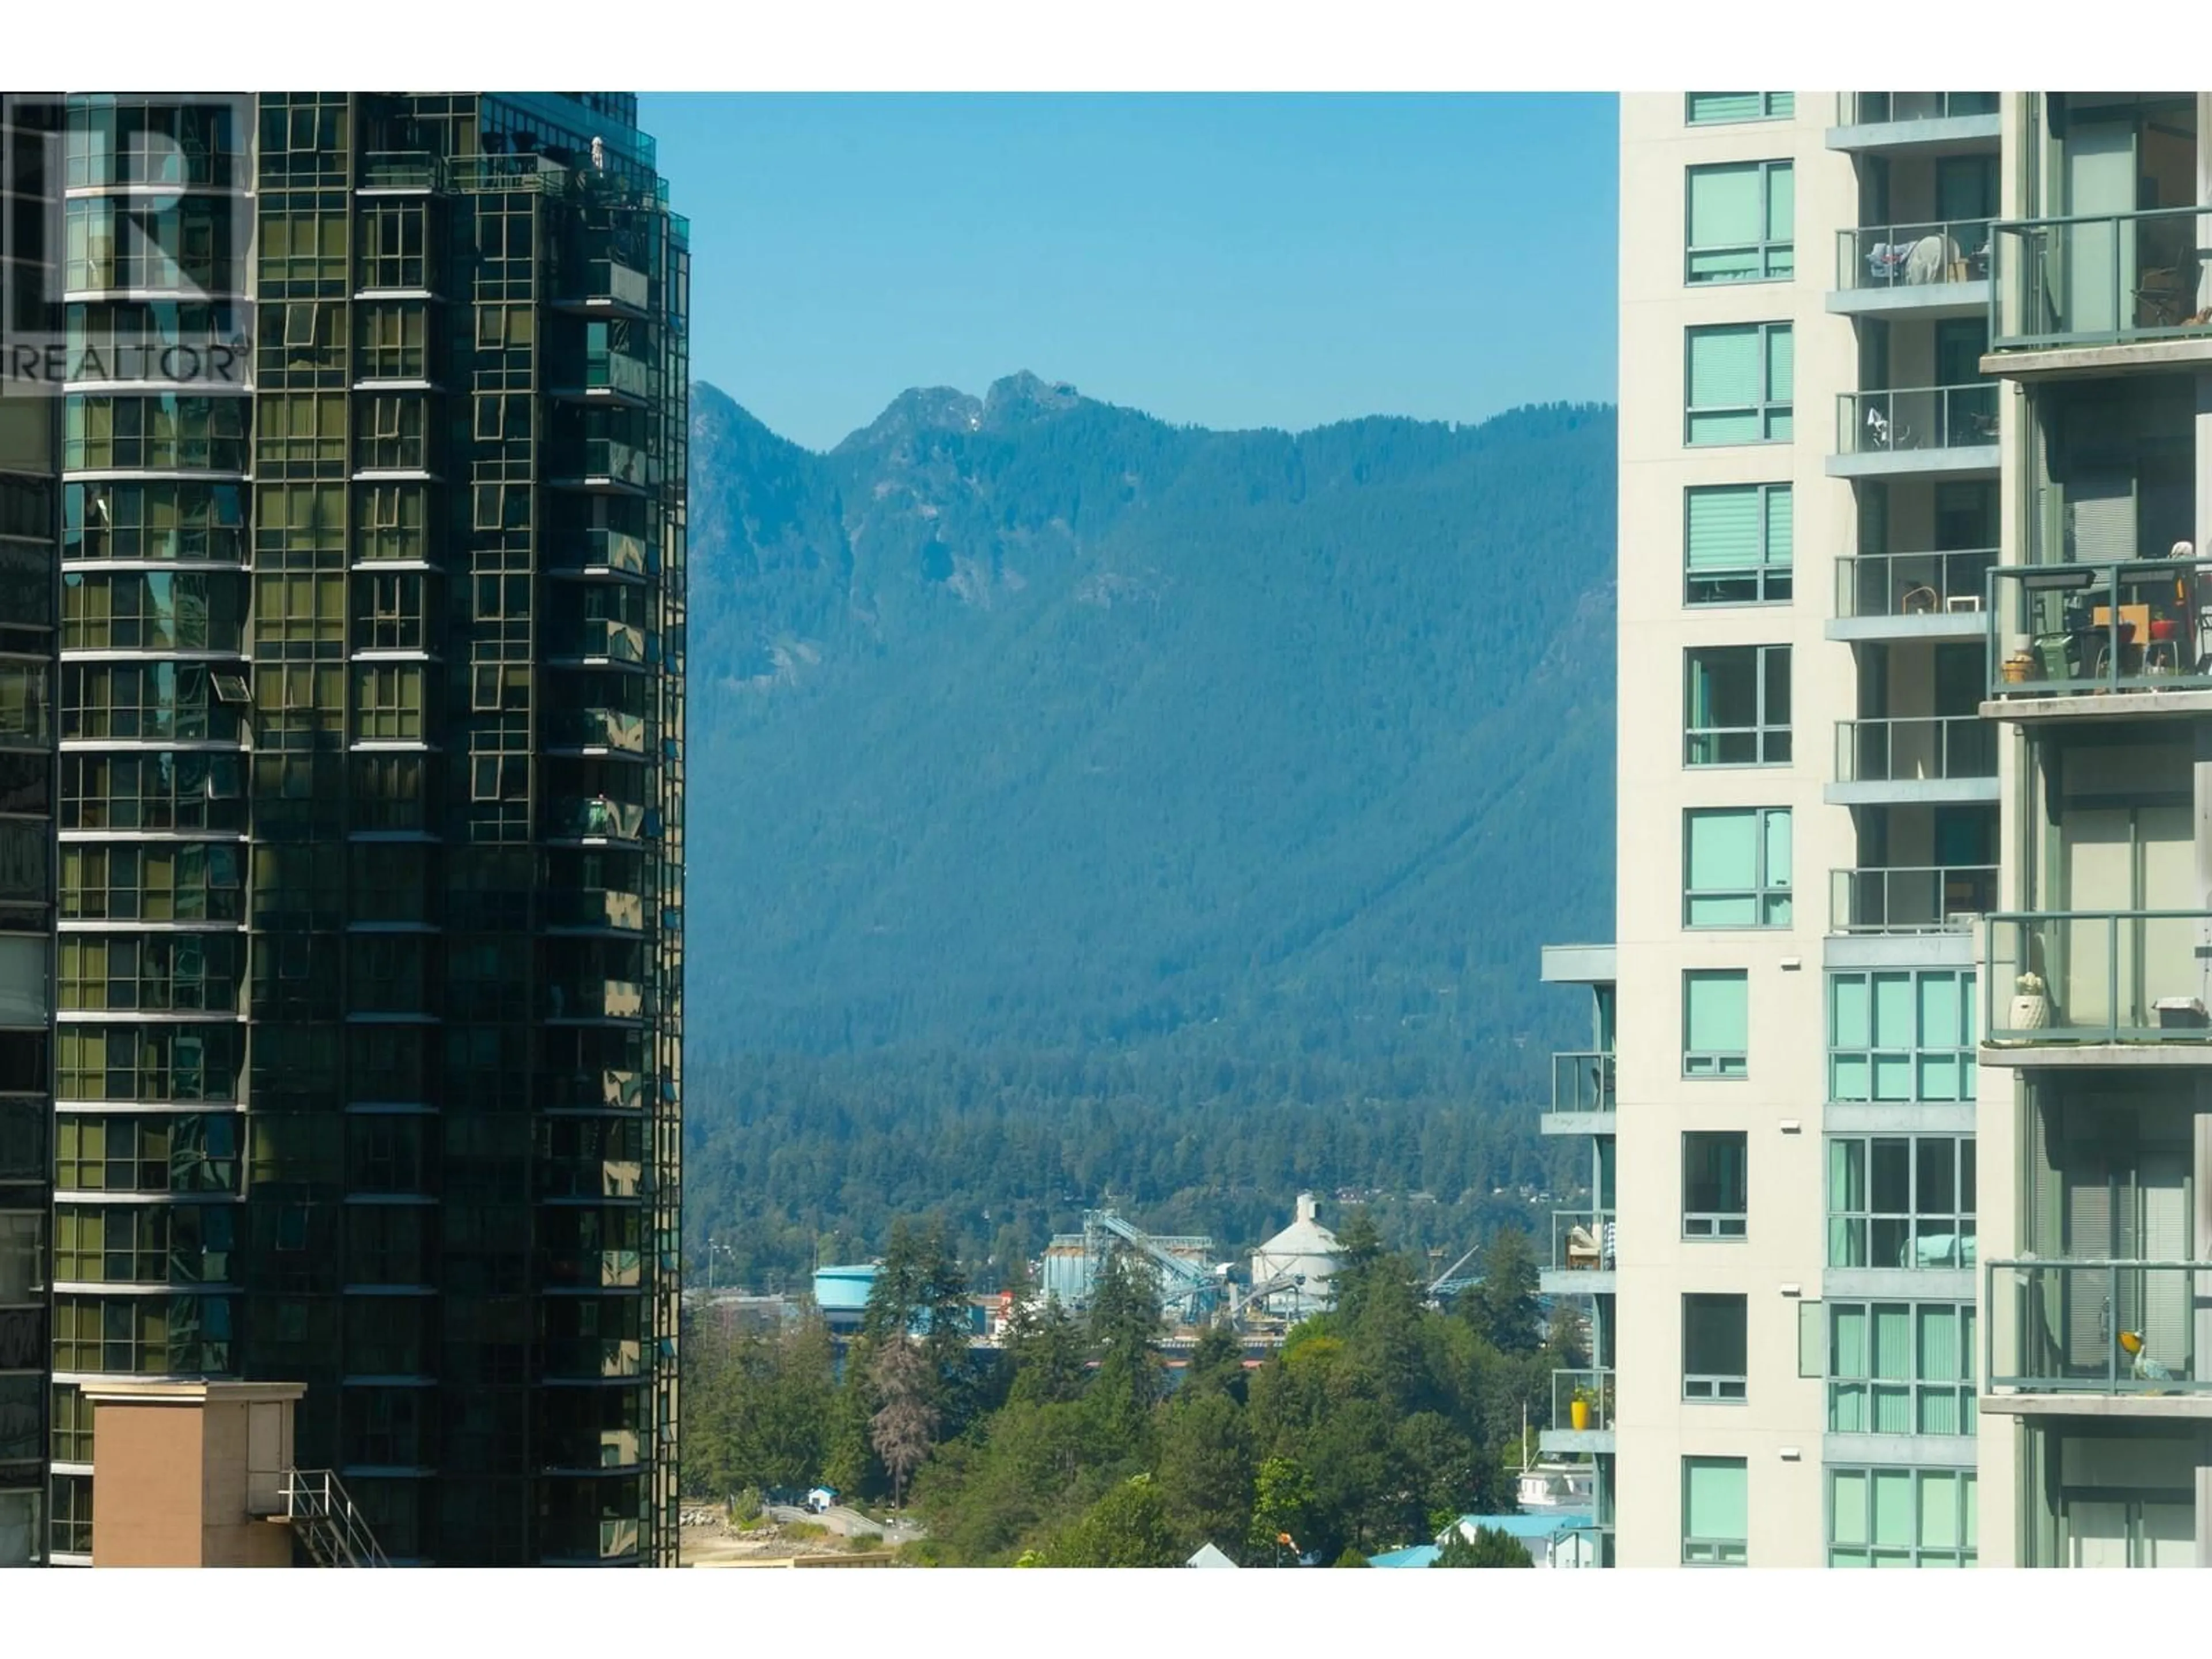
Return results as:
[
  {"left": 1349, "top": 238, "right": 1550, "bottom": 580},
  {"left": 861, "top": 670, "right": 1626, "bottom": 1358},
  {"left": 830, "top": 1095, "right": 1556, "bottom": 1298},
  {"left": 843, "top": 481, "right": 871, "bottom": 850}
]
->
[{"left": 1537, "top": 92, "right": 2212, "bottom": 1567}]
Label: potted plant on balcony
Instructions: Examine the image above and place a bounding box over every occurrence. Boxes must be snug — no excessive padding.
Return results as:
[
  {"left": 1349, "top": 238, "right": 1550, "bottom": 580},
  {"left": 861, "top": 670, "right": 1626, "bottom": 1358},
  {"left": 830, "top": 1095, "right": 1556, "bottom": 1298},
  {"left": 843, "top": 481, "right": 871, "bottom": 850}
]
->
[
  {"left": 1569, "top": 1387, "right": 1592, "bottom": 1433},
  {"left": 2009, "top": 970, "right": 2052, "bottom": 1032}
]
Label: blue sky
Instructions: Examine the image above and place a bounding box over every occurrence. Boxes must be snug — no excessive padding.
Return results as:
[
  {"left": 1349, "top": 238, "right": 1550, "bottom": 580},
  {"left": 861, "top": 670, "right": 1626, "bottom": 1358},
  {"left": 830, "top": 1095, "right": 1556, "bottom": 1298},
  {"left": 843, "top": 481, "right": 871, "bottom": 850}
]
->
[{"left": 641, "top": 93, "right": 1618, "bottom": 453}]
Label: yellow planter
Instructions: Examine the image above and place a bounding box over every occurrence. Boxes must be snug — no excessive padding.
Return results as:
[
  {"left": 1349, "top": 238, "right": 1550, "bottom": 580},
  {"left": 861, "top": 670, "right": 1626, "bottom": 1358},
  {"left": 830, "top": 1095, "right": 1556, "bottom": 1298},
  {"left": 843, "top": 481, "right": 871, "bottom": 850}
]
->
[{"left": 1569, "top": 1397, "right": 1590, "bottom": 1431}]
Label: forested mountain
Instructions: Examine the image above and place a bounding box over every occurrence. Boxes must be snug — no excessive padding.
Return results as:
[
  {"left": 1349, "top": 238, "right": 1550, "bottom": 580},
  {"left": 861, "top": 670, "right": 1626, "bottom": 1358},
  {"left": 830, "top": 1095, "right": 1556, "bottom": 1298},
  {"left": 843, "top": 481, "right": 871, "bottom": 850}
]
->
[{"left": 680, "top": 376, "right": 1616, "bottom": 1278}]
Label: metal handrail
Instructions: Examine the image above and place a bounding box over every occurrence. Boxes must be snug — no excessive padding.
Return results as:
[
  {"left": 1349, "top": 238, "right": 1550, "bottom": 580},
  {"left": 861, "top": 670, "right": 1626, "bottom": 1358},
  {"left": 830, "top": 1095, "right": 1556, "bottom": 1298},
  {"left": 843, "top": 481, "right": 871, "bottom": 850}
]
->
[
  {"left": 1551, "top": 1366, "right": 1616, "bottom": 1430},
  {"left": 1834, "top": 548, "right": 1998, "bottom": 620},
  {"left": 1832, "top": 714, "right": 1996, "bottom": 783},
  {"left": 1836, "top": 93, "right": 1999, "bottom": 126},
  {"left": 1986, "top": 555, "right": 2212, "bottom": 695},
  {"left": 282, "top": 1468, "right": 391, "bottom": 1567},
  {"left": 1836, "top": 383, "right": 2001, "bottom": 454},
  {"left": 1990, "top": 204, "right": 2212, "bottom": 351},
  {"left": 1986, "top": 908, "right": 2212, "bottom": 1042},
  {"left": 1984, "top": 1257, "right": 2212, "bottom": 1394},
  {"left": 1828, "top": 864, "right": 1997, "bottom": 934},
  {"left": 1836, "top": 218, "right": 1995, "bottom": 290}
]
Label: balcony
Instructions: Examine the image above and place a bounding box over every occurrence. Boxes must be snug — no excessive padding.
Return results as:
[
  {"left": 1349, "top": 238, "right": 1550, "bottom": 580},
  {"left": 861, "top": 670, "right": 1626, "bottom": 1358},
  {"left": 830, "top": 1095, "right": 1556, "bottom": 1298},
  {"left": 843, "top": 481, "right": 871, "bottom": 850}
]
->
[
  {"left": 552, "top": 440, "right": 649, "bottom": 491},
  {"left": 1832, "top": 219, "right": 1994, "bottom": 317},
  {"left": 550, "top": 796, "right": 646, "bottom": 843},
  {"left": 547, "top": 707, "right": 647, "bottom": 755},
  {"left": 548, "top": 528, "right": 650, "bottom": 581},
  {"left": 1827, "top": 715, "right": 1998, "bottom": 805},
  {"left": 586, "top": 353, "right": 650, "bottom": 402},
  {"left": 1986, "top": 558, "right": 2212, "bottom": 713},
  {"left": 545, "top": 979, "right": 645, "bottom": 1022},
  {"left": 1986, "top": 910, "right": 2212, "bottom": 1053},
  {"left": 358, "top": 150, "right": 437, "bottom": 192},
  {"left": 1984, "top": 1260, "right": 2212, "bottom": 1410},
  {"left": 1990, "top": 207, "right": 2212, "bottom": 363},
  {"left": 546, "top": 888, "right": 646, "bottom": 933},
  {"left": 1541, "top": 1209, "right": 1615, "bottom": 1296},
  {"left": 1830, "top": 865, "right": 1998, "bottom": 935},
  {"left": 1831, "top": 385, "right": 1999, "bottom": 478},
  {"left": 558, "top": 259, "right": 652, "bottom": 317},
  {"left": 1550, "top": 1051, "right": 1615, "bottom": 1113},
  {"left": 1832, "top": 549, "right": 1997, "bottom": 642},
  {"left": 544, "top": 1338, "right": 644, "bottom": 1381},
  {"left": 1542, "top": 1366, "right": 1616, "bottom": 1455},
  {"left": 549, "top": 619, "right": 646, "bottom": 667},
  {"left": 547, "top": 1248, "right": 644, "bottom": 1290},
  {"left": 546, "top": 1067, "right": 646, "bottom": 1111},
  {"left": 1828, "top": 93, "right": 2001, "bottom": 155},
  {"left": 543, "top": 1157, "right": 645, "bottom": 1200}
]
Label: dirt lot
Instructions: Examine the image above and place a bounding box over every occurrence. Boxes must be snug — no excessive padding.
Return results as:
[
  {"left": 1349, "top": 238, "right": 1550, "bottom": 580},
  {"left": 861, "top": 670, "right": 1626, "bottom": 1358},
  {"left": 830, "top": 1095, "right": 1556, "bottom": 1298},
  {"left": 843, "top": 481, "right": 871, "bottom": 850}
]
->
[{"left": 679, "top": 1510, "right": 897, "bottom": 1567}]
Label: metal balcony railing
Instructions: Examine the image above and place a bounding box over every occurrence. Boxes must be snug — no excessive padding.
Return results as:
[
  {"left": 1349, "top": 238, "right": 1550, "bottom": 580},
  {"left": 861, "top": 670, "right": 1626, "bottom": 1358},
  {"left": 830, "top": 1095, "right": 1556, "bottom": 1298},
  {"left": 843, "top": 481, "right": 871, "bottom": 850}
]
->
[
  {"left": 1832, "top": 715, "right": 1996, "bottom": 784},
  {"left": 546, "top": 1067, "right": 646, "bottom": 1110},
  {"left": 358, "top": 151, "right": 437, "bottom": 190},
  {"left": 1836, "top": 93, "right": 1999, "bottom": 126},
  {"left": 1550, "top": 1209, "right": 1616, "bottom": 1274},
  {"left": 1987, "top": 910, "right": 2212, "bottom": 1043},
  {"left": 1829, "top": 865, "right": 1997, "bottom": 934},
  {"left": 1835, "top": 548, "right": 1998, "bottom": 622},
  {"left": 1986, "top": 1259, "right": 2212, "bottom": 1394},
  {"left": 1551, "top": 1051, "right": 1615, "bottom": 1115},
  {"left": 280, "top": 1469, "right": 391, "bottom": 1567},
  {"left": 1837, "top": 218, "right": 1994, "bottom": 291},
  {"left": 1836, "top": 384, "right": 2000, "bottom": 456},
  {"left": 1551, "top": 1366, "right": 1616, "bottom": 1431},
  {"left": 1987, "top": 556, "right": 2212, "bottom": 696},
  {"left": 1990, "top": 206, "right": 2212, "bottom": 351}
]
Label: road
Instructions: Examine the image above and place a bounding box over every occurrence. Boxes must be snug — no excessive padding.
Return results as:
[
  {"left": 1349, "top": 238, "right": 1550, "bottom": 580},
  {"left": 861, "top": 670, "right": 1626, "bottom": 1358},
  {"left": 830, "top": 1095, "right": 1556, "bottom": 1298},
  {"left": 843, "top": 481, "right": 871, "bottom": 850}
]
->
[{"left": 766, "top": 1503, "right": 927, "bottom": 1546}]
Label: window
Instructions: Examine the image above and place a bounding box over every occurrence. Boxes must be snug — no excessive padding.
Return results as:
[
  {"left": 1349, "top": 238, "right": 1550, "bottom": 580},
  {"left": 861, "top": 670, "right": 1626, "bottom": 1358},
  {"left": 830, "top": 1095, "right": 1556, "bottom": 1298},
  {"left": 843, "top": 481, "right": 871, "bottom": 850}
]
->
[
  {"left": 1825, "top": 1301, "right": 1978, "bottom": 1435},
  {"left": 64, "top": 480, "right": 245, "bottom": 564},
  {"left": 1683, "top": 1132, "right": 1748, "bottom": 1238},
  {"left": 1828, "top": 969, "right": 1976, "bottom": 1102},
  {"left": 1685, "top": 483, "right": 1791, "bottom": 605},
  {"left": 1683, "top": 970, "right": 1749, "bottom": 1077},
  {"left": 1683, "top": 1294, "right": 1748, "bottom": 1400},
  {"left": 1686, "top": 161, "right": 1793, "bottom": 284},
  {"left": 1685, "top": 323, "right": 1792, "bottom": 445},
  {"left": 1828, "top": 1467, "right": 1976, "bottom": 1567},
  {"left": 1687, "top": 93, "right": 1793, "bottom": 124},
  {"left": 1685, "top": 645, "right": 1790, "bottom": 766},
  {"left": 56, "top": 1025, "right": 237, "bottom": 1104},
  {"left": 357, "top": 484, "right": 427, "bottom": 563},
  {"left": 51, "top": 1384, "right": 93, "bottom": 1464},
  {"left": 1683, "top": 808, "right": 1791, "bottom": 927},
  {"left": 1828, "top": 1135, "right": 1975, "bottom": 1270},
  {"left": 48, "top": 1473, "right": 89, "bottom": 1558},
  {"left": 1682, "top": 1457, "right": 1748, "bottom": 1565}
]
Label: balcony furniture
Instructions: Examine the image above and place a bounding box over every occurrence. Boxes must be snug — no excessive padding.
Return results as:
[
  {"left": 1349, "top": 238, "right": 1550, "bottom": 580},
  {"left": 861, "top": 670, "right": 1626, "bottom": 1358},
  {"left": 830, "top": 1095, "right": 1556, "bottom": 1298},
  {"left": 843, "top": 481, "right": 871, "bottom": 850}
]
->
[
  {"left": 1900, "top": 585, "right": 1938, "bottom": 615},
  {"left": 1945, "top": 593, "right": 1983, "bottom": 613}
]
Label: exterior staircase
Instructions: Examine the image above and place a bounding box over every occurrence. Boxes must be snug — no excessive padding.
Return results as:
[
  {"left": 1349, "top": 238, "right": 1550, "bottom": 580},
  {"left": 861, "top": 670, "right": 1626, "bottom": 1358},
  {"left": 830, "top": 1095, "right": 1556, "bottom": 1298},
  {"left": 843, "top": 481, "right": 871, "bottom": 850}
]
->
[{"left": 280, "top": 1470, "right": 392, "bottom": 1567}]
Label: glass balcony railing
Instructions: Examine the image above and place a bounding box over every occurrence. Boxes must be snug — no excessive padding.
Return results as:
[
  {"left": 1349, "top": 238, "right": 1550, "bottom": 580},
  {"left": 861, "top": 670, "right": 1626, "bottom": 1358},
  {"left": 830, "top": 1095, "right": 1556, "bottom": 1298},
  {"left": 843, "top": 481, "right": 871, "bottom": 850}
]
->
[
  {"left": 1830, "top": 865, "right": 1998, "bottom": 933},
  {"left": 1551, "top": 1051, "right": 1615, "bottom": 1114},
  {"left": 546, "top": 979, "right": 645, "bottom": 1021},
  {"left": 1987, "top": 910, "right": 2212, "bottom": 1043},
  {"left": 551, "top": 797, "right": 646, "bottom": 842},
  {"left": 544, "top": 1337, "right": 643, "bottom": 1380},
  {"left": 543, "top": 1158, "right": 645, "bottom": 1200},
  {"left": 1836, "top": 384, "right": 1999, "bottom": 456},
  {"left": 1991, "top": 207, "right": 2212, "bottom": 352},
  {"left": 546, "top": 888, "right": 646, "bottom": 931},
  {"left": 1834, "top": 548, "right": 1998, "bottom": 622},
  {"left": 1836, "top": 93, "right": 1999, "bottom": 126},
  {"left": 1988, "top": 557, "right": 2212, "bottom": 696},
  {"left": 358, "top": 150, "right": 437, "bottom": 190},
  {"left": 1836, "top": 219, "right": 1994, "bottom": 291},
  {"left": 551, "top": 619, "right": 646, "bottom": 665},
  {"left": 546, "top": 1067, "right": 646, "bottom": 1111},
  {"left": 1832, "top": 715, "right": 1996, "bottom": 785},
  {"left": 548, "top": 528, "right": 649, "bottom": 579},
  {"left": 1986, "top": 1259, "right": 2212, "bottom": 1393},
  {"left": 1550, "top": 1209, "right": 1616, "bottom": 1274},
  {"left": 585, "top": 353, "right": 651, "bottom": 400},
  {"left": 568, "top": 258, "right": 651, "bottom": 313},
  {"left": 1551, "top": 1367, "right": 1616, "bottom": 1432},
  {"left": 556, "top": 440, "right": 647, "bottom": 489},
  {"left": 547, "top": 1248, "right": 644, "bottom": 1290},
  {"left": 548, "top": 707, "right": 647, "bottom": 753}
]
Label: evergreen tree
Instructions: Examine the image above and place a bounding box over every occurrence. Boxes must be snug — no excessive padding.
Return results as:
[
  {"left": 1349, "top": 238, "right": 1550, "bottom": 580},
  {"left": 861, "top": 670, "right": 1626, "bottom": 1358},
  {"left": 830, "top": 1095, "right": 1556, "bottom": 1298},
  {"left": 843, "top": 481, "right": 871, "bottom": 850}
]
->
[
  {"left": 1432, "top": 1525, "right": 1535, "bottom": 1567},
  {"left": 1463, "top": 1226, "right": 1541, "bottom": 1355}
]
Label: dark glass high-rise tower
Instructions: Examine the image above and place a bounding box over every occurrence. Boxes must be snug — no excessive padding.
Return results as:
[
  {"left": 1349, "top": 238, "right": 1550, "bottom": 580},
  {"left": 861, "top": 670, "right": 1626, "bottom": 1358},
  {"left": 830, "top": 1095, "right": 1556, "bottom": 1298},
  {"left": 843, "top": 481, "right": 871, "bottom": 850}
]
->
[{"left": 3, "top": 91, "right": 687, "bottom": 1566}]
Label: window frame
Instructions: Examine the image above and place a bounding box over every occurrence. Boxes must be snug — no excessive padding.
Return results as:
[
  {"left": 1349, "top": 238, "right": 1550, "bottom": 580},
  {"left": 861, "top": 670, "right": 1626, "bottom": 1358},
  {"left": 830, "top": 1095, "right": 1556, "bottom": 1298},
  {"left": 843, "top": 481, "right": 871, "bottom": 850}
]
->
[
  {"left": 1684, "top": 482, "right": 1793, "bottom": 607},
  {"left": 1825, "top": 1133, "right": 1977, "bottom": 1271},
  {"left": 1683, "top": 805, "right": 1793, "bottom": 928},
  {"left": 1681, "top": 1455, "right": 1749, "bottom": 1566},
  {"left": 1684, "top": 643, "right": 1791, "bottom": 768},
  {"left": 1683, "top": 968, "right": 1750, "bottom": 1078},
  {"left": 1827, "top": 967, "right": 1978, "bottom": 1103},
  {"left": 1684, "top": 160, "right": 1794, "bottom": 286},
  {"left": 1827, "top": 1465, "right": 1976, "bottom": 1567},
  {"left": 1685, "top": 93, "right": 1794, "bottom": 126},
  {"left": 1683, "top": 1293, "right": 1749, "bottom": 1402},
  {"left": 1683, "top": 1131, "right": 1749, "bottom": 1240},
  {"left": 1823, "top": 1299, "right": 1979, "bottom": 1437},
  {"left": 1684, "top": 322, "right": 1794, "bottom": 446}
]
